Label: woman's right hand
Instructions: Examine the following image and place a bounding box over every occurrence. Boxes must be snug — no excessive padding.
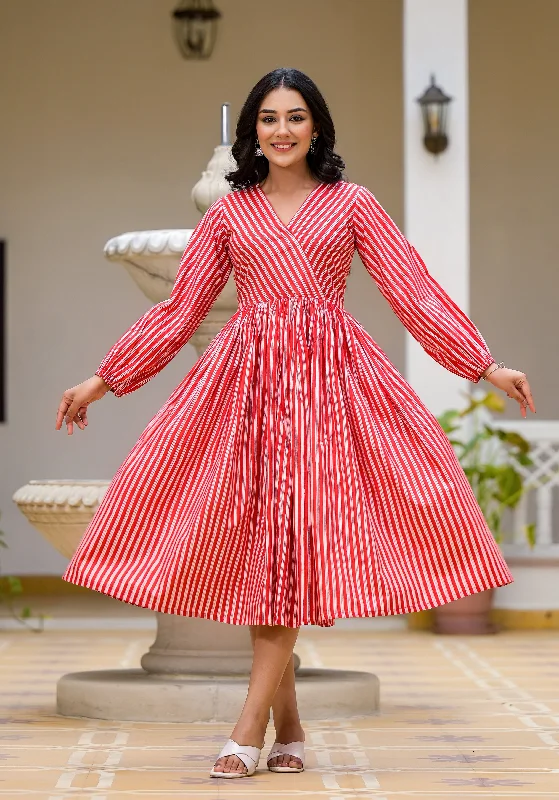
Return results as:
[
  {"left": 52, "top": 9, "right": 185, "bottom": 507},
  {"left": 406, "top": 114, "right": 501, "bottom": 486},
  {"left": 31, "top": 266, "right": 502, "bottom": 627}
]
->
[{"left": 55, "top": 375, "right": 112, "bottom": 435}]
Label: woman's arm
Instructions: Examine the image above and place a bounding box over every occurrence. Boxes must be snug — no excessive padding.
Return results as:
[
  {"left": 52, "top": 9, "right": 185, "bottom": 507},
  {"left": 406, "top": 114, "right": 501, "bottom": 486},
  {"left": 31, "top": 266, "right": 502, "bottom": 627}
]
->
[
  {"left": 353, "top": 185, "right": 495, "bottom": 383},
  {"left": 95, "top": 197, "right": 232, "bottom": 397}
]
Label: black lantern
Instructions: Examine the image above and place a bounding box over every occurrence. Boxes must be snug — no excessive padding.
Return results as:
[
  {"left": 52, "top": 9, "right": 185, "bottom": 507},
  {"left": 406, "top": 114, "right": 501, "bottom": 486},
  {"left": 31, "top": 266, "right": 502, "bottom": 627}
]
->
[
  {"left": 416, "top": 75, "right": 453, "bottom": 155},
  {"left": 171, "top": 0, "right": 221, "bottom": 60}
]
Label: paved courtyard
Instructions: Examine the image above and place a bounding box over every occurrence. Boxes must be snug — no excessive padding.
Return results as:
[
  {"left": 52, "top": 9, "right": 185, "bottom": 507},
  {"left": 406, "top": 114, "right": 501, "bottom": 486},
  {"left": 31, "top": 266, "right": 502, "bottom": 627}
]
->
[{"left": 0, "top": 605, "right": 558, "bottom": 798}]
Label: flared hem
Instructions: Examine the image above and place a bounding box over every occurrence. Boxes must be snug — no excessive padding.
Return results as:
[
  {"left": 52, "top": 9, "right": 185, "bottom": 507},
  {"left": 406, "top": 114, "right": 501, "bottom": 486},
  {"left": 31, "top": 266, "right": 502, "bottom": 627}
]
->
[{"left": 61, "top": 571, "right": 514, "bottom": 629}]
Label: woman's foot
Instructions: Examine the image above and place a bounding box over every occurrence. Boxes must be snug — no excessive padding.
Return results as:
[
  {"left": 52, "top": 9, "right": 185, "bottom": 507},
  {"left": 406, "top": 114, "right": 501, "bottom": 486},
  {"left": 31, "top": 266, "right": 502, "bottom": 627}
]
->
[
  {"left": 211, "top": 719, "right": 267, "bottom": 776},
  {"left": 268, "top": 722, "right": 305, "bottom": 770},
  {"left": 212, "top": 624, "right": 301, "bottom": 776}
]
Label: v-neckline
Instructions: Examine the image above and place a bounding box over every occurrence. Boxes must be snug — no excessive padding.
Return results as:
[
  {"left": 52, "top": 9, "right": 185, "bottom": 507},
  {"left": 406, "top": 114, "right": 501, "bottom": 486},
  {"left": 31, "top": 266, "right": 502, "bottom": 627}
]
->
[{"left": 256, "top": 181, "right": 325, "bottom": 230}]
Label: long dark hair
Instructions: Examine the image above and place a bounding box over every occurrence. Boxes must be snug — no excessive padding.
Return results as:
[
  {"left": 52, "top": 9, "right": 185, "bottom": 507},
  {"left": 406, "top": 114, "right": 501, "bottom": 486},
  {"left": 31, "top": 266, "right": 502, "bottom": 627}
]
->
[{"left": 225, "top": 68, "right": 346, "bottom": 190}]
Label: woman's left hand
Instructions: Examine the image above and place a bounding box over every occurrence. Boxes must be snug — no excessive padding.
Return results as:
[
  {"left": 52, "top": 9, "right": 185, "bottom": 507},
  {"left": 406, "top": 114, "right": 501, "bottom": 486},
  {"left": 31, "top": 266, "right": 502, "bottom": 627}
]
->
[{"left": 484, "top": 366, "right": 536, "bottom": 418}]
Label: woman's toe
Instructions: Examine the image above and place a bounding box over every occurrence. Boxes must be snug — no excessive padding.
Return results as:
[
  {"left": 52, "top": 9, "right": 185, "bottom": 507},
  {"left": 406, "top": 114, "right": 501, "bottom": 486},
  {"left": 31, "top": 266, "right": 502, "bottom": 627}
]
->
[
  {"left": 271, "top": 753, "right": 302, "bottom": 768},
  {"left": 229, "top": 755, "right": 246, "bottom": 773}
]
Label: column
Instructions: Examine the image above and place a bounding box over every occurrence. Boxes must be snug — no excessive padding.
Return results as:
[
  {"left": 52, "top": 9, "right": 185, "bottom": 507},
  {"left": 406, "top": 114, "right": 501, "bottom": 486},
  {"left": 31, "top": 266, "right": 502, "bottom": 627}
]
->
[{"left": 403, "top": 0, "right": 471, "bottom": 416}]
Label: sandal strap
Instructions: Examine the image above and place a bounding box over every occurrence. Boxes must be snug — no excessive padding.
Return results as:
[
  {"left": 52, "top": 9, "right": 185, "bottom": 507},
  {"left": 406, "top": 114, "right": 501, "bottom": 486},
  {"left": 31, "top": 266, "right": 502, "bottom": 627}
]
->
[
  {"left": 216, "top": 739, "right": 260, "bottom": 772},
  {"left": 267, "top": 740, "right": 305, "bottom": 764}
]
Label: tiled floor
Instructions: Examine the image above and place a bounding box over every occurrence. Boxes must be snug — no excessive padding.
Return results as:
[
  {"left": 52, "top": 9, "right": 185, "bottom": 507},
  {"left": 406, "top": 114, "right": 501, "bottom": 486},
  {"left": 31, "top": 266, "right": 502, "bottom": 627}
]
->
[{"left": 0, "top": 600, "right": 558, "bottom": 798}]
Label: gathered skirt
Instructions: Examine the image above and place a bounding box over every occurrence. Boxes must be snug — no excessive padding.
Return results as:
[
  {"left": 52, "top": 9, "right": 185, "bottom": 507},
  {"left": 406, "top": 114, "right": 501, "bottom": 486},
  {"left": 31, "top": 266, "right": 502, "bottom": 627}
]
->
[{"left": 63, "top": 296, "right": 513, "bottom": 626}]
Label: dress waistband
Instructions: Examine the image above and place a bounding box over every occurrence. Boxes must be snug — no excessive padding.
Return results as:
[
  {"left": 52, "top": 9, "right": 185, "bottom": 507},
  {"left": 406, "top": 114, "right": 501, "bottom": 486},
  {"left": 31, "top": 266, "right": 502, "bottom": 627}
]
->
[{"left": 238, "top": 296, "right": 345, "bottom": 312}]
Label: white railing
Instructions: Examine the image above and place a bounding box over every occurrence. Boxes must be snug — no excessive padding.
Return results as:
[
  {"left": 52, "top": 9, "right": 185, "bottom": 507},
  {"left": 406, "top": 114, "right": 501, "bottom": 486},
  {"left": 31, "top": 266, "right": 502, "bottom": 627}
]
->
[{"left": 496, "top": 420, "right": 559, "bottom": 560}]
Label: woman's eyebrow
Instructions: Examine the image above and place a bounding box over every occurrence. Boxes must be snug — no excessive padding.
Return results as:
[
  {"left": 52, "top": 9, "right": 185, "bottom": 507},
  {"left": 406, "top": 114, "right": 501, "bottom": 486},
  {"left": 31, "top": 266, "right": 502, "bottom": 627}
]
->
[{"left": 258, "top": 107, "right": 308, "bottom": 114}]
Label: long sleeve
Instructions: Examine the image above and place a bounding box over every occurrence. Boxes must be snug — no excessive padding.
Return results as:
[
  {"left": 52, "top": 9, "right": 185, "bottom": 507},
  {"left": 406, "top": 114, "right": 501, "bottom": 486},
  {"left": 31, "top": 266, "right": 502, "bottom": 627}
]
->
[
  {"left": 353, "top": 185, "right": 494, "bottom": 383},
  {"left": 96, "top": 197, "right": 232, "bottom": 397}
]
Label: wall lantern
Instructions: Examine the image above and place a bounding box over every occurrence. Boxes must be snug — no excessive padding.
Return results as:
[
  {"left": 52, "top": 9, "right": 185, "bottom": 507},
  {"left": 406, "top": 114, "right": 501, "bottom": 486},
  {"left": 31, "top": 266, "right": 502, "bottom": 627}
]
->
[
  {"left": 171, "top": 0, "right": 222, "bottom": 60},
  {"left": 416, "top": 74, "right": 453, "bottom": 155}
]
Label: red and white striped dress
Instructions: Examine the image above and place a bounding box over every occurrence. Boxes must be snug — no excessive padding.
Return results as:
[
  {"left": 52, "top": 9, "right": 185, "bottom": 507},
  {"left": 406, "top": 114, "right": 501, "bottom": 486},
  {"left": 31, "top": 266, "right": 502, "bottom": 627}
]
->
[{"left": 63, "top": 181, "right": 513, "bottom": 627}]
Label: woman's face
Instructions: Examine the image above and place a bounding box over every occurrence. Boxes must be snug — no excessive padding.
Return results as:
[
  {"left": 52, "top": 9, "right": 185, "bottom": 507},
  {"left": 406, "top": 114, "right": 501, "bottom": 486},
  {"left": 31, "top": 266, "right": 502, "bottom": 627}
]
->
[{"left": 255, "top": 87, "right": 318, "bottom": 168}]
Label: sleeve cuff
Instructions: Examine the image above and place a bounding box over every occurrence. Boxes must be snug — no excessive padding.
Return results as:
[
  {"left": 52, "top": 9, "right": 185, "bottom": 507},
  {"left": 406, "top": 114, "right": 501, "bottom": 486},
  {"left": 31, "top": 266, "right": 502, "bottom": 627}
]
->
[
  {"left": 473, "top": 356, "right": 497, "bottom": 384},
  {"left": 95, "top": 369, "right": 117, "bottom": 395}
]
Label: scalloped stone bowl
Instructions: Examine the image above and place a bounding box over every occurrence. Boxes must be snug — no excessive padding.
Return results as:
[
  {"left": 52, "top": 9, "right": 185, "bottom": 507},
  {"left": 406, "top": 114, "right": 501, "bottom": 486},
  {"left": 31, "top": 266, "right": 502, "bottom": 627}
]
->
[
  {"left": 12, "top": 480, "right": 109, "bottom": 560},
  {"left": 104, "top": 229, "right": 194, "bottom": 304}
]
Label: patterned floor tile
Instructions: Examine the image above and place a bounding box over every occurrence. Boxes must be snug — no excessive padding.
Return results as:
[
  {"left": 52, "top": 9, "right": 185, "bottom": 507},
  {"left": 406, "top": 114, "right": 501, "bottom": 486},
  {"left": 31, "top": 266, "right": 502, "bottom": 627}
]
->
[{"left": 0, "top": 624, "right": 558, "bottom": 797}]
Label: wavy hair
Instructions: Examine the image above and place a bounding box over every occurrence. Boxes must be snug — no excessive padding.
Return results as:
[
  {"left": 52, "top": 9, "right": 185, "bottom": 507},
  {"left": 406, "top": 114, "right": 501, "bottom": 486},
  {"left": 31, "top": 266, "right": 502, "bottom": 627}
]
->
[{"left": 225, "top": 68, "right": 346, "bottom": 190}]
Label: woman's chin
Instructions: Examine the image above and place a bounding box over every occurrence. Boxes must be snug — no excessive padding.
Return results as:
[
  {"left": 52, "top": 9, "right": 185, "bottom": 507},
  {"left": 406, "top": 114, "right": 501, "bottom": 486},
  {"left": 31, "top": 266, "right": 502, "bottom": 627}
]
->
[{"left": 267, "top": 153, "right": 307, "bottom": 168}]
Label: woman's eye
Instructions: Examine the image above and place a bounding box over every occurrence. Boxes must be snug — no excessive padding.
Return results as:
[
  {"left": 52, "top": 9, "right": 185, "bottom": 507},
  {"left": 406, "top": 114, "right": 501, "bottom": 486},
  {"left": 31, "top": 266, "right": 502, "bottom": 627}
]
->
[{"left": 260, "top": 115, "right": 306, "bottom": 123}]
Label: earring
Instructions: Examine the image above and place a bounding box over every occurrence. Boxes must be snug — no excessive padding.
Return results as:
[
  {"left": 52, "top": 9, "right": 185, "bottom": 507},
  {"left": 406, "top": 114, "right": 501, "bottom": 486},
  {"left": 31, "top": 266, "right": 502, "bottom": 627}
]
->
[
  {"left": 255, "top": 141, "right": 264, "bottom": 157},
  {"left": 309, "top": 135, "right": 317, "bottom": 154}
]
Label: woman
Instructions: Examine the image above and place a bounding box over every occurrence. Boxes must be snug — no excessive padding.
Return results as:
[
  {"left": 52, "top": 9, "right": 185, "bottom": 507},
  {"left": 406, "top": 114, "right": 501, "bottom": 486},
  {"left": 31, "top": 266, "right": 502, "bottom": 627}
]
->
[{"left": 56, "top": 68, "right": 535, "bottom": 779}]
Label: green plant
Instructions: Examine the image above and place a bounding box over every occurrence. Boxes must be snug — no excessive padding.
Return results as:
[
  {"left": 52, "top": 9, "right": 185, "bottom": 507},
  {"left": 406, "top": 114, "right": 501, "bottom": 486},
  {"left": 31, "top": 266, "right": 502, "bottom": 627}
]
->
[
  {"left": 437, "top": 390, "right": 536, "bottom": 547},
  {"left": 0, "top": 512, "right": 45, "bottom": 632}
]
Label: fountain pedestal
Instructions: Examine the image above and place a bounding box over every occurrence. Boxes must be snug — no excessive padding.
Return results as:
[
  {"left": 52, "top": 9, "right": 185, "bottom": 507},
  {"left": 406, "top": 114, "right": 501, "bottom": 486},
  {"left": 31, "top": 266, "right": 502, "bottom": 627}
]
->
[{"left": 56, "top": 667, "right": 378, "bottom": 723}]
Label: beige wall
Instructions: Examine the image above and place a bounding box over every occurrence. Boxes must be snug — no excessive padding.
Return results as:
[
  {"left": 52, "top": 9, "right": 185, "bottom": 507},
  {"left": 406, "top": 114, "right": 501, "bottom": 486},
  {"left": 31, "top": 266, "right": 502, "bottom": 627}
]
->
[
  {"left": 0, "top": 0, "right": 403, "bottom": 573},
  {"left": 469, "top": 0, "right": 558, "bottom": 419}
]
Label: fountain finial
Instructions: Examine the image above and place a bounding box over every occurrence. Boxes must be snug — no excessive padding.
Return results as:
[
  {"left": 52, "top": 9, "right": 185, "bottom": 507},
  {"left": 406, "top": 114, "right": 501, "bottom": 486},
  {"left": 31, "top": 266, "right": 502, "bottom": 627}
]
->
[
  {"left": 191, "top": 102, "right": 235, "bottom": 213},
  {"left": 221, "top": 102, "right": 230, "bottom": 146}
]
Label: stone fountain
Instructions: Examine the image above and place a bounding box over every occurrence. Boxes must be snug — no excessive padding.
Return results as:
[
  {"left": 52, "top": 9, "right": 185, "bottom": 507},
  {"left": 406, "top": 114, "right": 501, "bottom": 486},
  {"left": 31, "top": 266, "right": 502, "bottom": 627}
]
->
[{"left": 13, "top": 104, "right": 379, "bottom": 722}]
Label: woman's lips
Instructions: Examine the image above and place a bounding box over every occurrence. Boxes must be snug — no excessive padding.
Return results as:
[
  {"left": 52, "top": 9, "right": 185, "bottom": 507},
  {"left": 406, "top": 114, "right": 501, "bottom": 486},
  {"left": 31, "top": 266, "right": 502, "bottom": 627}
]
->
[{"left": 271, "top": 143, "right": 296, "bottom": 151}]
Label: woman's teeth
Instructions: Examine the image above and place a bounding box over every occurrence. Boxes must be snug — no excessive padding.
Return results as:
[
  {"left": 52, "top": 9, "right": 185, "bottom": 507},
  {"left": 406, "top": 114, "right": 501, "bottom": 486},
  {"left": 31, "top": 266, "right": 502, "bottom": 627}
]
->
[{"left": 271, "top": 143, "right": 295, "bottom": 151}]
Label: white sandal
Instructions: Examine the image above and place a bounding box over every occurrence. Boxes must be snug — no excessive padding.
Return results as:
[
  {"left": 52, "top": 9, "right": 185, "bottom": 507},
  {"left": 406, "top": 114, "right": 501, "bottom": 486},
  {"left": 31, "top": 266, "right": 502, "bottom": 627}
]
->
[
  {"left": 267, "top": 740, "right": 305, "bottom": 773},
  {"left": 209, "top": 738, "right": 262, "bottom": 778}
]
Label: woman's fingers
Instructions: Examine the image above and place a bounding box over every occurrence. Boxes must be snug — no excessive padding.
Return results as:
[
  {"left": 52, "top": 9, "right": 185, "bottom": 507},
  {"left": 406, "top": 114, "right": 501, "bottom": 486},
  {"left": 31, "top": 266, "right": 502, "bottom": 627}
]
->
[
  {"left": 56, "top": 379, "right": 104, "bottom": 434},
  {"left": 518, "top": 379, "right": 535, "bottom": 414},
  {"left": 510, "top": 385, "right": 525, "bottom": 405},
  {"left": 508, "top": 376, "right": 535, "bottom": 418},
  {"left": 56, "top": 394, "right": 87, "bottom": 434},
  {"left": 55, "top": 397, "right": 70, "bottom": 431},
  {"left": 64, "top": 409, "right": 77, "bottom": 435},
  {"left": 65, "top": 404, "right": 86, "bottom": 433},
  {"left": 72, "top": 411, "right": 86, "bottom": 431}
]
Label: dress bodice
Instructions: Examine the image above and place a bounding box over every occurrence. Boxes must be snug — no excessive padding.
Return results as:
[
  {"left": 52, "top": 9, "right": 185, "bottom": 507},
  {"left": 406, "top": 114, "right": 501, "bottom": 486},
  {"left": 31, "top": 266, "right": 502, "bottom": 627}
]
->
[{"left": 222, "top": 182, "right": 356, "bottom": 310}]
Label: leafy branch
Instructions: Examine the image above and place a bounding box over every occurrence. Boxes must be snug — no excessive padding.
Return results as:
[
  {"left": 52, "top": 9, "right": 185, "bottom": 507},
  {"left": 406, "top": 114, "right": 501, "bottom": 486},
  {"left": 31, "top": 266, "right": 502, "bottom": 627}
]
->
[
  {"left": 0, "top": 512, "right": 46, "bottom": 632},
  {"left": 437, "top": 390, "right": 536, "bottom": 546}
]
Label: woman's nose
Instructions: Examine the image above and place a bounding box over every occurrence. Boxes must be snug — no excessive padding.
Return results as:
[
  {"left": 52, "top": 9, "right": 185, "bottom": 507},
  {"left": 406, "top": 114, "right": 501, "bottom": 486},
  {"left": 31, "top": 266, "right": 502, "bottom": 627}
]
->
[{"left": 276, "top": 117, "right": 290, "bottom": 135}]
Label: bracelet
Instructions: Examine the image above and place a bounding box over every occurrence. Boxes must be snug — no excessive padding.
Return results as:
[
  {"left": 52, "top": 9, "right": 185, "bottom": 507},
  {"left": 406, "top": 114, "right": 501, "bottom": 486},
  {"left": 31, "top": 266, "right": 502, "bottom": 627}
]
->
[{"left": 483, "top": 361, "right": 505, "bottom": 380}]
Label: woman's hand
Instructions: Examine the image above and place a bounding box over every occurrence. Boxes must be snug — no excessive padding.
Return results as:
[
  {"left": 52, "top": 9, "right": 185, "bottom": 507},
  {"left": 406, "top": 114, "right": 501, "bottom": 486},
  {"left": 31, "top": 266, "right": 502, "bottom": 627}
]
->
[
  {"left": 55, "top": 375, "right": 112, "bottom": 435},
  {"left": 482, "top": 364, "right": 536, "bottom": 419}
]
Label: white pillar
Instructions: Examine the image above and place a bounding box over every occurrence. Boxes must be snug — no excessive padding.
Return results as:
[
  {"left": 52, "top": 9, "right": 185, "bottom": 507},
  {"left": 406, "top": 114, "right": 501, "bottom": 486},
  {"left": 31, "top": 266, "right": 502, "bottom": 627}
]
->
[{"left": 403, "top": 0, "right": 470, "bottom": 416}]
